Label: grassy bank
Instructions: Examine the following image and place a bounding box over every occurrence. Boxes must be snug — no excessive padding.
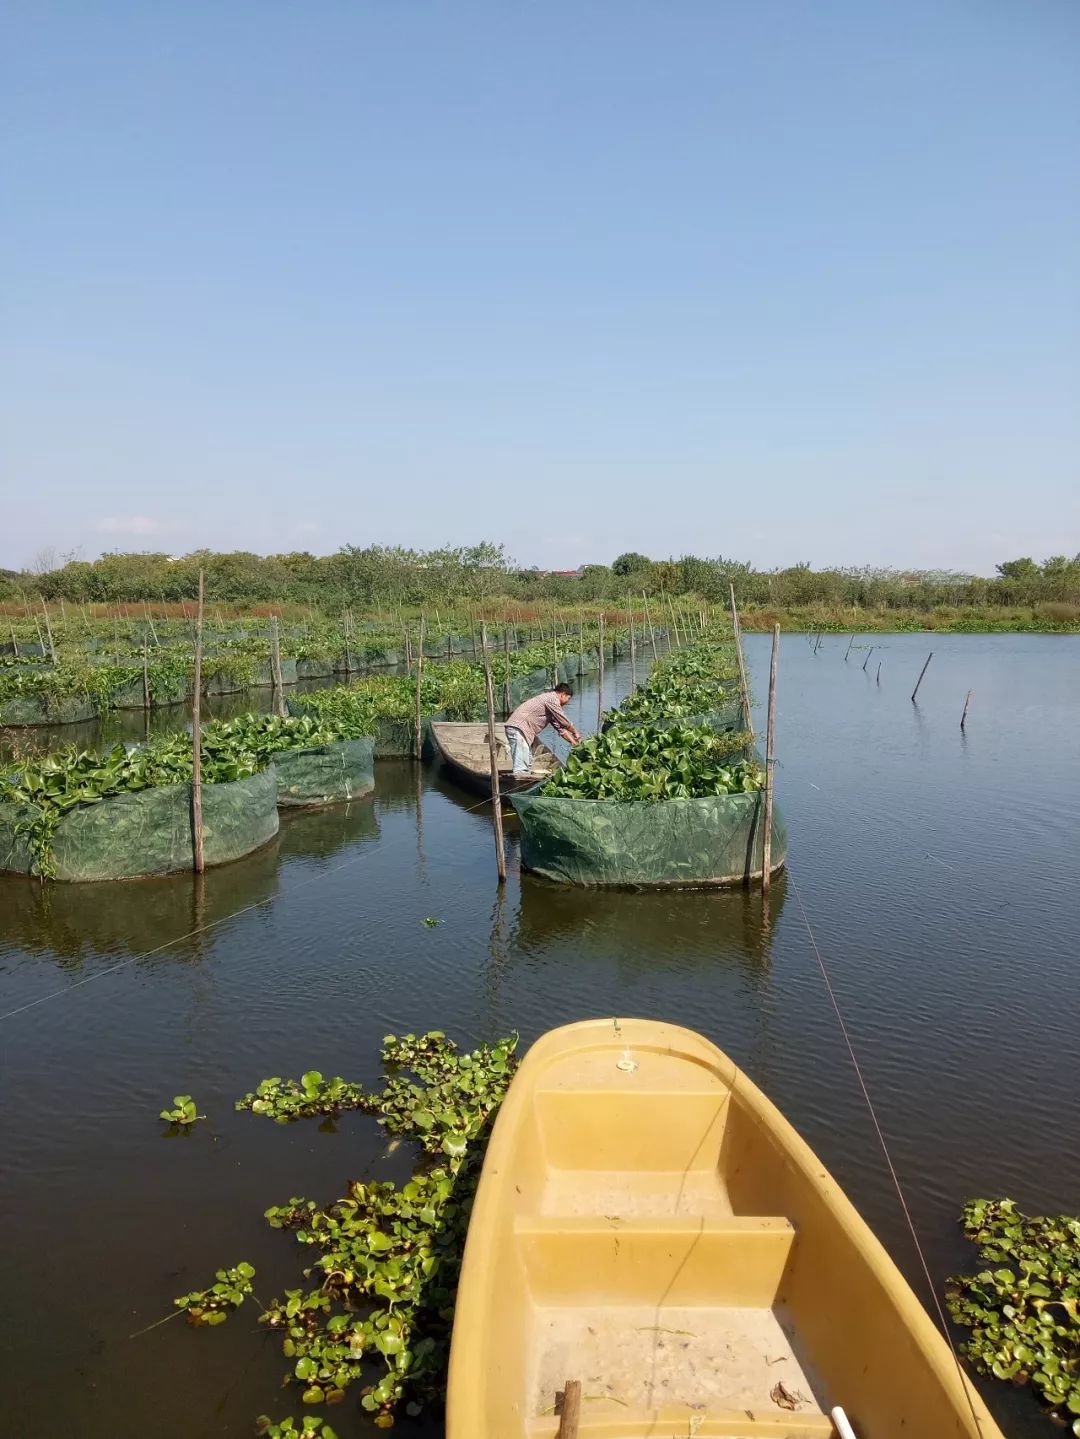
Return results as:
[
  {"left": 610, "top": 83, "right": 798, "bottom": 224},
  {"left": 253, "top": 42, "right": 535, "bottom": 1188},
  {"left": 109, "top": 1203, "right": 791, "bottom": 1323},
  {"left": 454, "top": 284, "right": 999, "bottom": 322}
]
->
[{"left": 735, "top": 603, "right": 1080, "bottom": 634}]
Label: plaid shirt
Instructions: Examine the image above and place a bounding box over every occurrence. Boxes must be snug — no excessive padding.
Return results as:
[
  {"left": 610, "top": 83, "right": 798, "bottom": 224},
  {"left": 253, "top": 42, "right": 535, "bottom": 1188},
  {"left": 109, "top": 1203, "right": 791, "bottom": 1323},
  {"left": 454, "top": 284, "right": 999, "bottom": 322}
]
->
[{"left": 505, "top": 690, "right": 572, "bottom": 745}]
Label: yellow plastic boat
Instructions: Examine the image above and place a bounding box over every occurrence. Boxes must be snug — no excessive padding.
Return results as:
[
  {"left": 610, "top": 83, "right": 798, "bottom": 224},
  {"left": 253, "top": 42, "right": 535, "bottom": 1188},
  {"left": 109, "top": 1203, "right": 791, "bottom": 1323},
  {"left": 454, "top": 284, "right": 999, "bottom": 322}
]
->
[{"left": 447, "top": 1018, "right": 1003, "bottom": 1439}]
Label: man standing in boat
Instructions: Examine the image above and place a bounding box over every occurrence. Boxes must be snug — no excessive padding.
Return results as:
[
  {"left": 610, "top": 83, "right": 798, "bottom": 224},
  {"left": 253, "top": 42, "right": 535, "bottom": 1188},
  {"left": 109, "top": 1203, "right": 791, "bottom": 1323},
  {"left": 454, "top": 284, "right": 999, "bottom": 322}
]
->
[{"left": 504, "top": 682, "right": 581, "bottom": 775}]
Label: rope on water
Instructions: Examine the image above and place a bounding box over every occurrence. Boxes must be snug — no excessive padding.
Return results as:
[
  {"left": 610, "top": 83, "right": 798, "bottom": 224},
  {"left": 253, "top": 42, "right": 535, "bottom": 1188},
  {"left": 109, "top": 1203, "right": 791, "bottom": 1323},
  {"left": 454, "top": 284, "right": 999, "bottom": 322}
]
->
[{"left": 787, "top": 868, "right": 988, "bottom": 1438}]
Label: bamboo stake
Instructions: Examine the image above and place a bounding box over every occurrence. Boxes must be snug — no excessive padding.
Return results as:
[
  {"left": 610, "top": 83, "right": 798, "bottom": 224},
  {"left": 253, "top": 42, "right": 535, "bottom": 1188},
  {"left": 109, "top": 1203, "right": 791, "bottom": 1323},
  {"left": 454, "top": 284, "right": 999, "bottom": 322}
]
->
[
  {"left": 59, "top": 597, "right": 67, "bottom": 628},
  {"left": 552, "top": 605, "right": 559, "bottom": 684},
  {"left": 961, "top": 690, "right": 972, "bottom": 730},
  {"left": 556, "top": 1380, "right": 582, "bottom": 1439},
  {"left": 40, "top": 598, "right": 57, "bottom": 663},
  {"left": 730, "top": 585, "right": 754, "bottom": 740},
  {"left": 761, "top": 623, "right": 779, "bottom": 894},
  {"left": 191, "top": 571, "right": 205, "bottom": 874},
  {"left": 876, "top": 662, "right": 881, "bottom": 684},
  {"left": 269, "top": 616, "right": 286, "bottom": 717},
  {"left": 142, "top": 641, "right": 150, "bottom": 710},
  {"left": 596, "top": 615, "right": 605, "bottom": 729},
  {"left": 9, "top": 624, "right": 18, "bottom": 657},
  {"left": 502, "top": 626, "right": 512, "bottom": 716},
  {"left": 844, "top": 634, "right": 855, "bottom": 662},
  {"left": 34, "top": 615, "right": 44, "bottom": 650},
  {"left": 911, "top": 651, "right": 933, "bottom": 703},
  {"left": 414, "top": 615, "right": 426, "bottom": 758},
  {"left": 578, "top": 614, "right": 585, "bottom": 678},
  {"left": 642, "top": 591, "right": 658, "bottom": 661},
  {"left": 665, "top": 589, "right": 680, "bottom": 648},
  {"left": 628, "top": 599, "right": 637, "bottom": 690},
  {"left": 481, "top": 624, "right": 507, "bottom": 883},
  {"left": 862, "top": 646, "right": 874, "bottom": 672}
]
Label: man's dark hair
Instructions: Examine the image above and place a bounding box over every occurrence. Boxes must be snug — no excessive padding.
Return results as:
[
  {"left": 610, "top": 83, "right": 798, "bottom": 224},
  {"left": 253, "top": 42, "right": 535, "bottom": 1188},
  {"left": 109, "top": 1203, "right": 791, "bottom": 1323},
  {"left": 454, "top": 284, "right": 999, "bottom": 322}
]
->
[{"left": 555, "top": 682, "right": 573, "bottom": 697}]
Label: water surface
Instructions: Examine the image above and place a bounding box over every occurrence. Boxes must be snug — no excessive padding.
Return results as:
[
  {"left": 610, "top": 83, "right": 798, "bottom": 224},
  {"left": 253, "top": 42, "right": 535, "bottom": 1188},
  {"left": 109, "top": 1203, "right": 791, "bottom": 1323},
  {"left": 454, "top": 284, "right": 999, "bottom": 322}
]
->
[{"left": 1, "top": 632, "right": 1077, "bottom": 1439}]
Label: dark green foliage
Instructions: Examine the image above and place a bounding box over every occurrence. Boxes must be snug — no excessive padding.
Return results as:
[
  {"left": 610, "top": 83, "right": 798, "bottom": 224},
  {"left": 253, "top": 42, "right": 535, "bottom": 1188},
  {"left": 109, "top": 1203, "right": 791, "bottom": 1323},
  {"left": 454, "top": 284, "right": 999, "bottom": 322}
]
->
[
  {"left": 255, "top": 1419, "right": 337, "bottom": 1439},
  {"left": 947, "top": 1198, "right": 1080, "bottom": 1433},
  {"left": 222, "top": 1032, "right": 518, "bottom": 1429},
  {"left": 174, "top": 1262, "right": 256, "bottom": 1327},
  {"left": 0, "top": 713, "right": 355, "bottom": 874},
  {"left": 236, "top": 1071, "right": 373, "bottom": 1123},
  {"left": 542, "top": 722, "right": 762, "bottom": 801}
]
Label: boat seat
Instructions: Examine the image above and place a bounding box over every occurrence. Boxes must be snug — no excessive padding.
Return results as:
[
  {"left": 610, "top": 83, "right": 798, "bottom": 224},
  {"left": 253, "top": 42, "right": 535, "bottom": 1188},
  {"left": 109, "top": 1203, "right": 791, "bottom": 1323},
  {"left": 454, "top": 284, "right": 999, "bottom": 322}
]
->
[
  {"left": 516, "top": 1214, "right": 834, "bottom": 1437},
  {"left": 516, "top": 1214, "right": 796, "bottom": 1306}
]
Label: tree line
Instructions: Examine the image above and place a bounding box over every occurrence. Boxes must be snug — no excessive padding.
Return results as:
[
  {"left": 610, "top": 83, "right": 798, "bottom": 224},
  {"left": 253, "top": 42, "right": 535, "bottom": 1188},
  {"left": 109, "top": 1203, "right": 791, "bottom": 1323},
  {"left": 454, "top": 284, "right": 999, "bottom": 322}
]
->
[{"left": 3, "top": 542, "right": 1079, "bottom": 614}]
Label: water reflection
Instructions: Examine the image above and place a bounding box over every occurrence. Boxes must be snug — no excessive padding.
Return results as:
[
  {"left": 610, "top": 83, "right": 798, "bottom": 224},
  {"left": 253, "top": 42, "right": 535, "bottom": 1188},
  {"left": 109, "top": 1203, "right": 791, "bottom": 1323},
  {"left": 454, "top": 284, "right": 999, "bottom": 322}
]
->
[
  {"left": 276, "top": 795, "right": 380, "bottom": 863},
  {"left": 0, "top": 793, "right": 381, "bottom": 963},
  {"left": 512, "top": 870, "right": 785, "bottom": 974},
  {"left": 0, "top": 841, "right": 283, "bottom": 963}
]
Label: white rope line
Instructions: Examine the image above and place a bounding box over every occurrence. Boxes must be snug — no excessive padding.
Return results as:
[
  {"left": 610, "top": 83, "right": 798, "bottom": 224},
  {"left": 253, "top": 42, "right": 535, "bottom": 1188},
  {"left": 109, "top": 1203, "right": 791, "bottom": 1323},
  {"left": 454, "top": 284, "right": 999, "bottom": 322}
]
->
[{"left": 786, "top": 868, "right": 987, "bottom": 1437}]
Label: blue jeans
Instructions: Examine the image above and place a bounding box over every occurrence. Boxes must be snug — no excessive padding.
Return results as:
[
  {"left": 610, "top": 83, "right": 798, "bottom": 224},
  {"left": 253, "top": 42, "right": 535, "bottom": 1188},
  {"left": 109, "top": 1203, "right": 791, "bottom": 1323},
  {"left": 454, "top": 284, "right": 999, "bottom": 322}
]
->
[{"left": 505, "top": 726, "right": 532, "bottom": 774}]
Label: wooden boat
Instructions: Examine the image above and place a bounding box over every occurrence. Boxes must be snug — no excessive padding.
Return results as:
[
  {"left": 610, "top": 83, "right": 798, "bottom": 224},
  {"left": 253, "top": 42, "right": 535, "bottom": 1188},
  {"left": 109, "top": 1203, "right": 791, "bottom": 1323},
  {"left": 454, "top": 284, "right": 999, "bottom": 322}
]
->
[
  {"left": 430, "top": 721, "right": 559, "bottom": 798},
  {"left": 447, "top": 1019, "right": 1004, "bottom": 1439}
]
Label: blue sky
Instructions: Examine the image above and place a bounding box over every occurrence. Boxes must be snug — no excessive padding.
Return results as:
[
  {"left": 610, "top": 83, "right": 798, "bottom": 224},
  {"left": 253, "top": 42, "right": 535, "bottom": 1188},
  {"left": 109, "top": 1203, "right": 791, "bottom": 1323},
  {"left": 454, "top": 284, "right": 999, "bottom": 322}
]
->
[{"left": 3, "top": 1, "right": 1078, "bottom": 575}]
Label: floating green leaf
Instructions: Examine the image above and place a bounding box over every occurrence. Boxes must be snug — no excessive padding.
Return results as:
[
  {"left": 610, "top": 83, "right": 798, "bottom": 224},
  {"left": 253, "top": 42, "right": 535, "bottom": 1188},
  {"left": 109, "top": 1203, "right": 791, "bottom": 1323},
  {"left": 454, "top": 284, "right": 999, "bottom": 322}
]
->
[{"left": 947, "top": 1198, "right": 1080, "bottom": 1430}]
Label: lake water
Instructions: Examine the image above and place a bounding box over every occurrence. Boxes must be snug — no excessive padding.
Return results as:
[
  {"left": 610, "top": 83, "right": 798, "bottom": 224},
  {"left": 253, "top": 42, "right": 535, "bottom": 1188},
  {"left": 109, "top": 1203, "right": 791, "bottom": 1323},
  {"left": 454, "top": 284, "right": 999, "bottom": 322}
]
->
[{"left": 1, "top": 632, "right": 1077, "bottom": 1439}]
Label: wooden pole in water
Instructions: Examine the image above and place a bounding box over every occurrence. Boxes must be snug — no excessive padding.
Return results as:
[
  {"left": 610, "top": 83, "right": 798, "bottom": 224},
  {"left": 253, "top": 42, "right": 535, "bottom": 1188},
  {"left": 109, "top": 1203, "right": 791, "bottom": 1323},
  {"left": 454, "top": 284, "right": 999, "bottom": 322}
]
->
[
  {"left": 481, "top": 624, "right": 507, "bottom": 884},
  {"left": 414, "top": 615, "right": 426, "bottom": 759},
  {"left": 269, "top": 615, "right": 286, "bottom": 717},
  {"left": 596, "top": 615, "right": 605, "bottom": 729},
  {"left": 911, "top": 651, "right": 933, "bottom": 703},
  {"left": 9, "top": 624, "right": 18, "bottom": 657},
  {"left": 191, "top": 570, "right": 205, "bottom": 875},
  {"left": 40, "top": 598, "right": 57, "bottom": 664},
  {"left": 142, "top": 641, "right": 150, "bottom": 710},
  {"left": 642, "top": 591, "right": 658, "bottom": 661},
  {"left": 761, "top": 624, "right": 780, "bottom": 894},
  {"left": 628, "top": 598, "right": 637, "bottom": 690},
  {"left": 876, "top": 661, "right": 881, "bottom": 684},
  {"left": 844, "top": 634, "right": 855, "bottom": 662},
  {"left": 578, "top": 614, "right": 585, "bottom": 678},
  {"left": 730, "top": 585, "right": 754, "bottom": 741},
  {"left": 961, "top": 690, "right": 972, "bottom": 730},
  {"left": 862, "top": 646, "right": 874, "bottom": 672},
  {"left": 552, "top": 605, "right": 559, "bottom": 684},
  {"left": 556, "top": 1380, "right": 582, "bottom": 1439},
  {"left": 502, "top": 626, "right": 512, "bottom": 716}
]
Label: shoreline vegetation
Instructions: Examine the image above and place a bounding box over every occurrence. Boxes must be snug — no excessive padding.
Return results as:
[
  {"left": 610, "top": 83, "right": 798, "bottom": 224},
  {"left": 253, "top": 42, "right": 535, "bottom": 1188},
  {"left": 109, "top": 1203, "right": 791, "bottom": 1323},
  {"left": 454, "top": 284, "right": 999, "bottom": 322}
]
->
[{"left": 3, "top": 543, "right": 1079, "bottom": 633}]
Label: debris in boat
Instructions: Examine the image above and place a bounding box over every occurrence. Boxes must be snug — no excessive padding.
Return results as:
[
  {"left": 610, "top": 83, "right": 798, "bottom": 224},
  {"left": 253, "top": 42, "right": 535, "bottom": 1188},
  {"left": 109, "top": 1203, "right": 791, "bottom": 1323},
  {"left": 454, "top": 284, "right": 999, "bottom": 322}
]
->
[
  {"left": 770, "top": 1379, "right": 809, "bottom": 1410},
  {"left": 635, "top": 1325, "right": 697, "bottom": 1337}
]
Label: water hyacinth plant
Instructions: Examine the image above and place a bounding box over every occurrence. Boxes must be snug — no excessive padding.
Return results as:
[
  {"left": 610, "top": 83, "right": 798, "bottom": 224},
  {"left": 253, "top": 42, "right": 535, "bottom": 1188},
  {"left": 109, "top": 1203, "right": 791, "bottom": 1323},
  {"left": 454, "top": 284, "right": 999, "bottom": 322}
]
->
[
  {"left": 174, "top": 1262, "right": 256, "bottom": 1326},
  {"left": 0, "top": 713, "right": 362, "bottom": 875},
  {"left": 159, "top": 1095, "right": 204, "bottom": 1127},
  {"left": 947, "top": 1198, "right": 1080, "bottom": 1432},
  {"left": 541, "top": 721, "right": 761, "bottom": 802},
  {"left": 182, "top": 1031, "right": 518, "bottom": 1432}
]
